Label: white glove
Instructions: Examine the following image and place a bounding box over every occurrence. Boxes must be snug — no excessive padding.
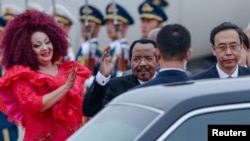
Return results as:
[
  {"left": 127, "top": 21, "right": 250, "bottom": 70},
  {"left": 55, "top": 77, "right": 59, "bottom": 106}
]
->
[{"left": 81, "top": 40, "right": 97, "bottom": 58}]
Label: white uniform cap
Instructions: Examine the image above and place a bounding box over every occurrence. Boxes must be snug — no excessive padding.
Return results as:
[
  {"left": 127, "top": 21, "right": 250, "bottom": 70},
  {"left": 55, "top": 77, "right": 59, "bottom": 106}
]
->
[
  {"left": 47, "top": 4, "right": 76, "bottom": 26},
  {"left": 2, "top": 4, "right": 23, "bottom": 21},
  {"left": 28, "top": 3, "right": 45, "bottom": 12}
]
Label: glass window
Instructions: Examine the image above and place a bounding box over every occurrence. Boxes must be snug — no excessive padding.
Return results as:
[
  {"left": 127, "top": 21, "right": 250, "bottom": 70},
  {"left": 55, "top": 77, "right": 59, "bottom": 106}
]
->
[
  {"left": 73, "top": 105, "right": 160, "bottom": 141},
  {"left": 164, "top": 108, "right": 250, "bottom": 141}
]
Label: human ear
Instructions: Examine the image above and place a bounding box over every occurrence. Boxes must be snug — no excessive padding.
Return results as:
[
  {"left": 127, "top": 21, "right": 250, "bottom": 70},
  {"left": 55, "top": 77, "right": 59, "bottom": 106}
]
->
[
  {"left": 155, "top": 48, "right": 161, "bottom": 61},
  {"left": 185, "top": 48, "right": 192, "bottom": 61},
  {"left": 211, "top": 45, "right": 216, "bottom": 56}
]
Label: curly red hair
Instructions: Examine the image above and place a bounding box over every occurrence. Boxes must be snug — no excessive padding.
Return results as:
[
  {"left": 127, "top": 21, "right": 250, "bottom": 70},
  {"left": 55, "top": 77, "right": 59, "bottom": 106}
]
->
[{"left": 1, "top": 10, "right": 68, "bottom": 70}]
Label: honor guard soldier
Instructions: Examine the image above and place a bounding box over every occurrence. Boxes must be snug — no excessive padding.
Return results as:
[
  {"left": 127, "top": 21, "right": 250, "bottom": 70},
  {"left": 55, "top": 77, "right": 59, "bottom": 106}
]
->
[
  {"left": 48, "top": 4, "right": 76, "bottom": 61},
  {"left": 105, "top": 2, "right": 134, "bottom": 77},
  {"left": 0, "top": 16, "right": 18, "bottom": 141},
  {"left": 2, "top": 4, "right": 22, "bottom": 22},
  {"left": 76, "top": 4, "right": 104, "bottom": 76},
  {"left": 138, "top": 0, "right": 167, "bottom": 38}
]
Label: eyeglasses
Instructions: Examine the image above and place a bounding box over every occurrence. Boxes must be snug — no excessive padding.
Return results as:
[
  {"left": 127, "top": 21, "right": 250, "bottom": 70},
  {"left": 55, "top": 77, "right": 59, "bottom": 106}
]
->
[
  {"left": 215, "top": 44, "right": 241, "bottom": 52},
  {"left": 132, "top": 57, "right": 154, "bottom": 63}
]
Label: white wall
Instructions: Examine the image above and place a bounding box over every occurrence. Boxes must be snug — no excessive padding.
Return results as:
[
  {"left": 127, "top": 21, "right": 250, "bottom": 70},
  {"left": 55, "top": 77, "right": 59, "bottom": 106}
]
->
[{"left": 167, "top": 0, "right": 250, "bottom": 58}]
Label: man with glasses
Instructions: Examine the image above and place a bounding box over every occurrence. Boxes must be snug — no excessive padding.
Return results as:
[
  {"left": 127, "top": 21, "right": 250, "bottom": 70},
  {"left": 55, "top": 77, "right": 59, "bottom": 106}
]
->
[
  {"left": 192, "top": 22, "right": 250, "bottom": 80},
  {"left": 132, "top": 24, "right": 192, "bottom": 89},
  {"left": 83, "top": 39, "right": 158, "bottom": 117}
]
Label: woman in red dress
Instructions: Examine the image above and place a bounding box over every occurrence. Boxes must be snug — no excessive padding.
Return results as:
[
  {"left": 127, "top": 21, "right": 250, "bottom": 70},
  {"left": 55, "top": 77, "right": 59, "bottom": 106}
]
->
[{"left": 0, "top": 10, "right": 91, "bottom": 141}]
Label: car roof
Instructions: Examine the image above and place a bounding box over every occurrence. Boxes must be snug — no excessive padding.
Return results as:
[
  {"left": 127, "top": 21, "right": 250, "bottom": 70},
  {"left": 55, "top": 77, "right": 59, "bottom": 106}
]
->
[
  {"left": 105, "top": 77, "right": 250, "bottom": 140},
  {"left": 67, "top": 76, "right": 250, "bottom": 141},
  {"left": 108, "top": 76, "right": 250, "bottom": 115}
]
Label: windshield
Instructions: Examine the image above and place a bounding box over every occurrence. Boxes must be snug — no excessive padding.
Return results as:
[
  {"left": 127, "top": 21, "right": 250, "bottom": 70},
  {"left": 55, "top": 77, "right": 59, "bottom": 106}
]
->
[{"left": 68, "top": 104, "right": 161, "bottom": 141}]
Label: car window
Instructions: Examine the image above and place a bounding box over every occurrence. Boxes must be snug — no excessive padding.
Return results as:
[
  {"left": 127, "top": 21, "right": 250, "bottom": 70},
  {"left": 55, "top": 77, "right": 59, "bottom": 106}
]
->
[
  {"left": 69, "top": 105, "right": 162, "bottom": 141},
  {"left": 163, "top": 107, "right": 250, "bottom": 141}
]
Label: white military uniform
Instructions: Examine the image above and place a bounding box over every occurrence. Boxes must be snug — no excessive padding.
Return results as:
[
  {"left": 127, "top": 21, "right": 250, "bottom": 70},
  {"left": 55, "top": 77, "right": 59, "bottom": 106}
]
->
[{"left": 47, "top": 4, "right": 77, "bottom": 61}]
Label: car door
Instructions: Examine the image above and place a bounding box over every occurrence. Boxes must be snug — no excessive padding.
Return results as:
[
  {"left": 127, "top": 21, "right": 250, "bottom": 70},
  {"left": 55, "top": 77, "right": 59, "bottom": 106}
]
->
[{"left": 157, "top": 103, "right": 250, "bottom": 141}]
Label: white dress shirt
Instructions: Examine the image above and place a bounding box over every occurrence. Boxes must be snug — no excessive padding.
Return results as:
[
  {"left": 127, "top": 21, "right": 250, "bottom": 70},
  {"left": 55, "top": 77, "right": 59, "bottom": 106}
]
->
[{"left": 216, "top": 63, "right": 238, "bottom": 79}]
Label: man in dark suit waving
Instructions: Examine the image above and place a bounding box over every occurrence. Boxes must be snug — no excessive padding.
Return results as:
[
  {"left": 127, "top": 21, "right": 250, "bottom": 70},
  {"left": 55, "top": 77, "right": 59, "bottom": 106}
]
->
[
  {"left": 83, "top": 39, "right": 158, "bottom": 117},
  {"left": 192, "top": 22, "right": 250, "bottom": 79},
  {"left": 133, "top": 23, "right": 192, "bottom": 89}
]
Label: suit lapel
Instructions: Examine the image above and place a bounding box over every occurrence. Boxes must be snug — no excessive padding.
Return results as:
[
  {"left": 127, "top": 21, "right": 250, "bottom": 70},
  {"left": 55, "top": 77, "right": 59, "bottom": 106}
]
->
[
  {"left": 127, "top": 75, "right": 140, "bottom": 88},
  {"left": 238, "top": 65, "right": 250, "bottom": 76},
  {"left": 207, "top": 64, "right": 219, "bottom": 78}
]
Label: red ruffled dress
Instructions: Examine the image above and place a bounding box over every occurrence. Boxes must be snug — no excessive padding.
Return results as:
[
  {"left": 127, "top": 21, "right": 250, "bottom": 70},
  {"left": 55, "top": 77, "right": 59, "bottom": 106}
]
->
[{"left": 0, "top": 61, "right": 91, "bottom": 141}]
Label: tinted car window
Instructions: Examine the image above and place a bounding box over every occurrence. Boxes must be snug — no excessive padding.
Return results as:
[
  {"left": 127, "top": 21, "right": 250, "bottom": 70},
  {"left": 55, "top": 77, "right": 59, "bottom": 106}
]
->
[
  {"left": 164, "top": 108, "right": 250, "bottom": 141},
  {"left": 71, "top": 105, "right": 162, "bottom": 141}
]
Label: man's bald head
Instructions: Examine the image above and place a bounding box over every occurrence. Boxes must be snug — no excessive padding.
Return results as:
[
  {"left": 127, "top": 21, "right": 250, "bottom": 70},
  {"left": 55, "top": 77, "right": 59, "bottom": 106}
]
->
[{"left": 147, "top": 28, "right": 161, "bottom": 42}]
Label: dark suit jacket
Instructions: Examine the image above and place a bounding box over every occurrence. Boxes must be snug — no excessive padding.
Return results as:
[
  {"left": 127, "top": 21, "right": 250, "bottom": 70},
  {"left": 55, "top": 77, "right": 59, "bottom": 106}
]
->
[
  {"left": 133, "top": 70, "right": 191, "bottom": 89},
  {"left": 192, "top": 64, "right": 250, "bottom": 80},
  {"left": 83, "top": 74, "right": 140, "bottom": 117}
]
